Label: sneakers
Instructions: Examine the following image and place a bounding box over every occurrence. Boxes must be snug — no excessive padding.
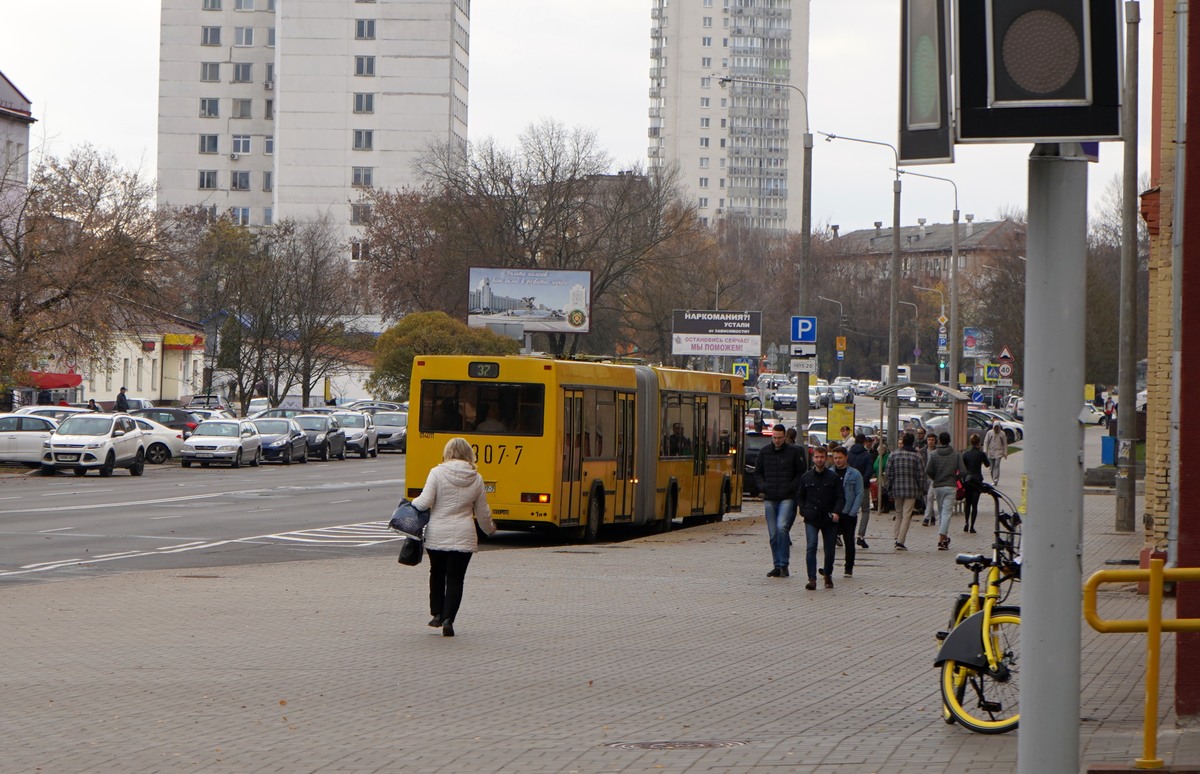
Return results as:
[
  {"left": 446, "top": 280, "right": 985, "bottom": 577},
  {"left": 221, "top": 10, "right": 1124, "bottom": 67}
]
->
[
  {"left": 805, "top": 579, "right": 817, "bottom": 590},
  {"left": 767, "top": 567, "right": 782, "bottom": 578},
  {"left": 894, "top": 542, "right": 908, "bottom": 550},
  {"left": 938, "top": 535, "right": 951, "bottom": 551},
  {"left": 922, "top": 518, "right": 931, "bottom": 527},
  {"left": 856, "top": 537, "right": 869, "bottom": 549},
  {"left": 844, "top": 570, "right": 853, "bottom": 578}
]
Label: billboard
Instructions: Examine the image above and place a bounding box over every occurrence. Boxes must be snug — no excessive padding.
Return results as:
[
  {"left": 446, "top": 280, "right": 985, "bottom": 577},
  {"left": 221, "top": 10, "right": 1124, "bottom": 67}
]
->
[
  {"left": 467, "top": 267, "right": 592, "bottom": 334},
  {"left": 671, "top": 310, "right": 762, "bottom": 358}
]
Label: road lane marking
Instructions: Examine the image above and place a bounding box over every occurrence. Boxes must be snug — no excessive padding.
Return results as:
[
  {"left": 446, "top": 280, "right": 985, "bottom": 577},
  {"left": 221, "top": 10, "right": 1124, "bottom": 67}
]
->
[
  {"left": 42, "top": 488, "right": 114, "bottom": 497},
  {"left": 149, "top": 514, "right": 185, "bottom": 520},
  {"left": 37, "top": 527, "right": 75, "bottom": 533},
  {"left": 156, "top": 542, "right": 208, "bottom": 550}
]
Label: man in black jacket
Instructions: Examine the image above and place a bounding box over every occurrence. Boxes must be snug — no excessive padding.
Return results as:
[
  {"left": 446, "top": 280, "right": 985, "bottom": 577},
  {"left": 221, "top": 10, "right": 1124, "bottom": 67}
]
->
[
  {"left": 754, "top": 424, "right": 807, "bottom": 578},
  {"left": 846, "top": 434, "right": 874, "bottom": 548},
  {"left": 797, "top": 445, "right": 845, "bottom": 590}
]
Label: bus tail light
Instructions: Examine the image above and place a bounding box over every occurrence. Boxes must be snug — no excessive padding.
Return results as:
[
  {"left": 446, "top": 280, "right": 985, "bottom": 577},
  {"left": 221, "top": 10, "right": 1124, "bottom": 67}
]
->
[{"left": 520, "top": 493, "right": 551, "bottom": 504}]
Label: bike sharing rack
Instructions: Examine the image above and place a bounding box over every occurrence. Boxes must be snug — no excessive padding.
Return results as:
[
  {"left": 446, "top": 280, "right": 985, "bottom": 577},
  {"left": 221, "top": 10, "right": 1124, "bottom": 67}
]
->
[
  {"left": 1084, "top": 559, "right": 1200, "bottom": 770},
  {"left": 867, "top": 382, "right": 971, "bottom": 450}
]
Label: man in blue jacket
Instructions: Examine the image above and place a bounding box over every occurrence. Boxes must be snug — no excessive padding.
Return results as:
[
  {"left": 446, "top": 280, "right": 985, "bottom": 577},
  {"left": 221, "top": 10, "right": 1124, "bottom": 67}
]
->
[
  {"left": 846, "top": 433, "right": 874, "bottom": 548},
  {"left": 832, "top": 446, "right": 864, "bottom": 577},
  {"left": 797, "top": 445, "right": 845, "bottom": 589},
  {"left": 754, "top": 424, "right": 807, "bottom": 578}
]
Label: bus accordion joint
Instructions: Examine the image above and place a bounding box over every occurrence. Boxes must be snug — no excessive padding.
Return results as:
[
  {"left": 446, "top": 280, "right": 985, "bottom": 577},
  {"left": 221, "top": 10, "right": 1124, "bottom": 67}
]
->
[{"left": 520, "top": 492, "right": 551, "bottom": 503}]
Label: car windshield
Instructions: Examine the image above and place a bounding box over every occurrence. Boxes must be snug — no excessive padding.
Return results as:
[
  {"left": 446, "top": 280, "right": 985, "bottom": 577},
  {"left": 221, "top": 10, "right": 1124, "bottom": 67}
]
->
[
  {"left": 375, "top": 412, "right": 406, "bottom": 425},
  {"left": 295, "top": 417, "right": 328, "bottom": 431},
  {"left": 57, "top": 416, "right": 113, "bottom": 436},
  {"left": 194, "top": 422, "right": 239, "bottom": 437},
  {"left": 338, "top": 415, "right": 366, "bottom": 428},
  {"left": 254, "top": 420, "right": 290, "bottom": 434}
]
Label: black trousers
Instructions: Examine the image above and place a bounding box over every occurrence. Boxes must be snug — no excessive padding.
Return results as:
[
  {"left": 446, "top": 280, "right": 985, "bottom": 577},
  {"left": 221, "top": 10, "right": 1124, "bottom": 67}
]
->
[
  {"left": 427, "top": 549, "right": 473, "bottom": 623},
  {"left": 837, "top": 515, "right": 858, "bottom": 573}
]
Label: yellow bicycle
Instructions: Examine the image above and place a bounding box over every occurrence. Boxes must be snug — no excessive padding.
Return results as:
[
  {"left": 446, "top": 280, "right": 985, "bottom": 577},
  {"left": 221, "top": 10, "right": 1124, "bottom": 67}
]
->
[{"left": 934, "top": 483, "right": 1021, "bottom": 734}]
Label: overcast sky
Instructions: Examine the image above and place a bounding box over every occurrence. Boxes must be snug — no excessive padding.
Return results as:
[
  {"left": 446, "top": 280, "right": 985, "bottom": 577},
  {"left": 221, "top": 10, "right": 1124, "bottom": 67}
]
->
[{"left": 0, "top": 0, "right": 1156, "bottom": 231}]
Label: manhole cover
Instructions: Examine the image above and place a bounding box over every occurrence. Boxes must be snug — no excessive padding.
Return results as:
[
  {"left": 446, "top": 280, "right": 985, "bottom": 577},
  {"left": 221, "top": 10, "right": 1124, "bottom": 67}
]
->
[{"left": 604, "top": 740, "right": 749, "bottom": 751}]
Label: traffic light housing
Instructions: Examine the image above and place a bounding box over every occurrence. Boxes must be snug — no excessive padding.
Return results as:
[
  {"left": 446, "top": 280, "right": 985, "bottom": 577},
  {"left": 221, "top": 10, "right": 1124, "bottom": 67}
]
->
[
  {"left": 939, "top": 357, "right": 947, "bottom": 369},
  {"left": 956, "top": 0, "right": 1122, "bottom": 142}
]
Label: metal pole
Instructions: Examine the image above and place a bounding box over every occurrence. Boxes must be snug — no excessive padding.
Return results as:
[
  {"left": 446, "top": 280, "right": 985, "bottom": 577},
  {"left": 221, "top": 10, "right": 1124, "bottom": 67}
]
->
[
  {"left": 1016, "top": 143, "right": 1087, "bottom": 774},
  {"left": 950, "top": 207, "right": 960, "bottom": 390},
  {"left": 888, "top": 178, "right": 901, "bottom": 451},
  {"left": 1115, "top": 0, "right": 1140, "bottom": 533},
  {"left": 798, "top": 131, "right": 814, "bottom": 432}
]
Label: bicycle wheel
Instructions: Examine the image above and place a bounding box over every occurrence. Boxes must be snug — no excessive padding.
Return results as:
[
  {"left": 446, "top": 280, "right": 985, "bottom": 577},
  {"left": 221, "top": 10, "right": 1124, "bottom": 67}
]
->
[
  {"left": 941, "top": 596, "right": 974, "bottom": 725},
  {"left": 940, "top": 612, "right": 1020, "bottom": 734}
]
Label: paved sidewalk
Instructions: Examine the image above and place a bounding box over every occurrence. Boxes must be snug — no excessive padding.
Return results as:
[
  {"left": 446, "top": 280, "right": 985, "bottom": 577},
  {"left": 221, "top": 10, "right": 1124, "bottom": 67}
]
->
[{"left": 2, "top": 447, "right": 1196, "bottom": 773}]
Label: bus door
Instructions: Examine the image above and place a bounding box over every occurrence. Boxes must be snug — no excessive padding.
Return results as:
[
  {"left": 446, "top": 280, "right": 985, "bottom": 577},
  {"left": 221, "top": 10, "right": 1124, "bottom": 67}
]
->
[
  {"left": 691, "top": 398, "right": 709, "bottom": 514},
  {"left": 560, "top": 390, "right": 585, "bottom": 528},
  {"left": 614, "top": 392, "right": 636, "bottom": 520}
]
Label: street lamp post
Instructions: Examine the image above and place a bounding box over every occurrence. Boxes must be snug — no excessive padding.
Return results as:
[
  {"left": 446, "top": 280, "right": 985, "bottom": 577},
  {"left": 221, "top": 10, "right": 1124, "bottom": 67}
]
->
[
  {"left": 820, "top": 132, "right": 901, "bottom": 450},
  {"left": 818, "top": 295, "right": 844, "bottom": 377},
  {"left": 914, "top": 284, "right": 945, "bottom": 383},
  {"left": 720, "top": 74, "right": 812, "bottom": 429},
  {"left": 901, "top": 169, "right": 960, "bottom": 390}
]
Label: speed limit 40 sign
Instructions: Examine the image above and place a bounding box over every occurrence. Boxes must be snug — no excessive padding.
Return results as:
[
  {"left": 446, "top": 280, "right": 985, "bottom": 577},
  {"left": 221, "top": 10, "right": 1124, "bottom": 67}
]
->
[{"left": 998, "top": 363, "right": 1014, "bottom": 379}]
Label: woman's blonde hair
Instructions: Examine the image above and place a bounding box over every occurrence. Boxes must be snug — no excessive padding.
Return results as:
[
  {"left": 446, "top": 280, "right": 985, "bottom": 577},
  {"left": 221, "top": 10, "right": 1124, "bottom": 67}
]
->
[{"left": 442, "top": 437, "right": 476, "bottom": 465}]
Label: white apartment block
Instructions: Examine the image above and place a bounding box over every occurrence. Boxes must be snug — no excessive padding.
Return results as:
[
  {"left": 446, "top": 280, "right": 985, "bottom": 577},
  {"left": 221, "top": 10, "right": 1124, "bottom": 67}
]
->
[
  {"left": 157, "top": 0, "right": 469, "bottom": 256},
  {"left": 0, "top": 69, "right": 34, "bottom": 186},
  {"left": 648, "top": 0, "right": 810, "bottom": 233}
]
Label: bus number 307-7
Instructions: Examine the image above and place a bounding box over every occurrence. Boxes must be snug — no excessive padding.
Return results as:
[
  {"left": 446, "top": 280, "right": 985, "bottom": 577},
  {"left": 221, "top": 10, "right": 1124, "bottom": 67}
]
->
[{"left": 471, "top": 444, "right": 523, "bottom": 465}]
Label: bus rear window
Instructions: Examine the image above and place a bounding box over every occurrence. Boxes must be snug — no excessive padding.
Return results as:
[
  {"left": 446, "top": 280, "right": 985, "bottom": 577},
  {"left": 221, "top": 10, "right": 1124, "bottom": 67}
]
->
[{"left": 419, "top": 381, "right": 545, "bottom": 436}]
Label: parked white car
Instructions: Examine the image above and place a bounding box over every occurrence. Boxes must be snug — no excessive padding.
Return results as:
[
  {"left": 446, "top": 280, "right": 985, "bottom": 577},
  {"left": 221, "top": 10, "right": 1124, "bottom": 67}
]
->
[
  {"left": 0, "top": 413, "right": 58, "bottom": 465},
  {"left": 130, "top": 416, "right": 186, "bottom": 464},
  {"left": 180, "top": 419, "right": 263, "bottom": 468},
  {"left": 1079, "top": 403, "right": 1107, "bottom": 425},
  {"left": 41, "top": 413, "right": 146, "bottom": 477}
]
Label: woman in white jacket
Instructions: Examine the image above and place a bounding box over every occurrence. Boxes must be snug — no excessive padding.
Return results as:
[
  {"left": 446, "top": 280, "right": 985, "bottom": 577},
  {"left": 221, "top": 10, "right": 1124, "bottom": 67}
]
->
[{"left": 411, "top": 437, "right": 497, "bottom": 637}]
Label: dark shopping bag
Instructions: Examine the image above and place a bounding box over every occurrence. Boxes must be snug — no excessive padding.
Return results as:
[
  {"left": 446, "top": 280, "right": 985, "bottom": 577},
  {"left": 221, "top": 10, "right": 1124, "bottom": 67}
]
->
[
  {"left": 388, "top": 498, "right": 430, "bottom": 537},
  {"left": 397, "top": 536, "right": 424, "bottom": 566}
]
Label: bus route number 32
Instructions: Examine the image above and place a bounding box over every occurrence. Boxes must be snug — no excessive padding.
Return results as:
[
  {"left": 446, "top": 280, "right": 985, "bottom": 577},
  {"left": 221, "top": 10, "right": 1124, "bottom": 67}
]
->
[{"left": 471, "top": 444, "right": 523, "bottom": 465}]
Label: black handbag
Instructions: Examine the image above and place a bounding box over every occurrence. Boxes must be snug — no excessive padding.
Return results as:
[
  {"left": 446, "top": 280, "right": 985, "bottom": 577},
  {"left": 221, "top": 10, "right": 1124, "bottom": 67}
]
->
[{"left": 397, "top": 535, "right": 424, "bottom": 566}]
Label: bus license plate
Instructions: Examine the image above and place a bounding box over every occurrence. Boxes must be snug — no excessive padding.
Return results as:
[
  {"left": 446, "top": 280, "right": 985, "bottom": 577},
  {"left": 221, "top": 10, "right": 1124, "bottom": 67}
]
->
[{"left": 484, "top": 482, "right": 496, "bottom": 493}]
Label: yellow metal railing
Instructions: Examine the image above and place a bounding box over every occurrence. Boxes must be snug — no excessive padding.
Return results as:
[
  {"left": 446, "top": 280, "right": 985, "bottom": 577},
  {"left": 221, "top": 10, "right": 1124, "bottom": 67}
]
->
[{"left": 1083, "top": 559, "right": 1200, "bottom": 769}]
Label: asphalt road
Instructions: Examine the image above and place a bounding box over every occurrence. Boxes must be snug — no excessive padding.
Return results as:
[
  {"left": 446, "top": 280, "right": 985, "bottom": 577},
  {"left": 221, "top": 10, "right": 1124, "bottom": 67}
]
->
[{"left": 0, "top": 454, "right": 416, "bottom": 585}]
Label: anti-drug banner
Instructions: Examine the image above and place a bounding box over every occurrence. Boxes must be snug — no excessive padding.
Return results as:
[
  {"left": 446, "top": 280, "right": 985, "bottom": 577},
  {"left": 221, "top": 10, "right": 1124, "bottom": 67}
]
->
[{"left": 672, "top": 310, "right": 762, "bottom": 358}]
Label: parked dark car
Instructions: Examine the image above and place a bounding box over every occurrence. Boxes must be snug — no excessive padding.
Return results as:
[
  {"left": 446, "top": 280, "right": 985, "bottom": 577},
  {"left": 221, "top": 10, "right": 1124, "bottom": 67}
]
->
[
  {"left": 293, "top": 414, "right": 347, "bottom": 460},
  {"left": 375, "top": 411, "right": 408, "bottom": 452},
  {"left": 251, "top": 418, "right": 310, "bottom": 464},
  {"left": 130, "top": 407, "right": 200, "bottom": 438}
]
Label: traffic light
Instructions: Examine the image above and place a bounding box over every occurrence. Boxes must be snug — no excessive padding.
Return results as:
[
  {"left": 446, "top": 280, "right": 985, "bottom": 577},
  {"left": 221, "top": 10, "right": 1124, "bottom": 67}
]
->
[
  {"left": 899, "top": 0, "right": 953, "bottom": 163},
  {"left": 939, "top": 357, "right": 947, "bottom": 369},
  {"left": 956, "top": 0, "right": 1121, "bottom": 142}
]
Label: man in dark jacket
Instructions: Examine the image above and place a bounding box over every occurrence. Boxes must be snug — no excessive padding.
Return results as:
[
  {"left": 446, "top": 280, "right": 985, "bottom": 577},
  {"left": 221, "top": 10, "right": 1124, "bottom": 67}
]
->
[
  {"left": 797, "top": 445, "right": 845, "bottom": 590},
  {"left": 846, "top": 434, "right": 874, "bottom": 548},
  {"left": 114, "top": 387, "right": 130, "bottom": 413},
  {"left": 754, "top": 424, "right": 807, "bottom": 578}
]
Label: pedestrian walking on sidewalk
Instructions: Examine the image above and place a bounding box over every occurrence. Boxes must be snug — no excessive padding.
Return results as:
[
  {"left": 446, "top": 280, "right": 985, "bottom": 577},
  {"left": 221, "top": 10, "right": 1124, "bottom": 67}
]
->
[
  {"left": 847, "top": 434, "right": 874, "bottom": 548},
  {"left": 960, "top": 434, "right": 990, "bottom": 533},
  {"left": 921, "top": 433, "right": 937, "bottom": 525},
  {"left": 832, "top": 446, "right": 863, "bottom": 576},
  {"left": 754, "top": 424, "right": 807, "bottom": 578},
  {"left": 925, "top": 431, "right": 962, "bottom": 551},
  {"left": 411, "top": 437, "right": 497, "bottom": 637},
  {"left": 797, "top": 446, "right": 845, "bottom": 589},
  {"left": 984, "top": 423, "right": 1008, "bottom": 485},
  {"left": 885, "top": 433, "right": 925, "bottom": 550}
]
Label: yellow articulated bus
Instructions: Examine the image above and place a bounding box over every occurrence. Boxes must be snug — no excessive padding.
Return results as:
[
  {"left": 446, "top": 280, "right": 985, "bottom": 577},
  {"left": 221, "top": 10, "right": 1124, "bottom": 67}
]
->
[{"left": 406, "top": 355, "right": 745, "bottom": 541}]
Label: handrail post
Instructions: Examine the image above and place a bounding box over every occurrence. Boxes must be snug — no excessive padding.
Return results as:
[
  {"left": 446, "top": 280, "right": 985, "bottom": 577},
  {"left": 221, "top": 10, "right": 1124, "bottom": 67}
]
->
[{"left": 1137, "top": 558, "right": 1165, "bottom": 769}]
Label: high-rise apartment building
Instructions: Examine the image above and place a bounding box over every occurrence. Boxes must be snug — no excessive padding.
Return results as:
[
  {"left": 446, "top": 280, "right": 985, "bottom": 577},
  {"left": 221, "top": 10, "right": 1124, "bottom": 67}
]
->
[
  {"left": 157, "top": 0, "right": 469, "bottom": 256},
  {"left": 648, "top": 0, "right": 810, "bottom": 233}
]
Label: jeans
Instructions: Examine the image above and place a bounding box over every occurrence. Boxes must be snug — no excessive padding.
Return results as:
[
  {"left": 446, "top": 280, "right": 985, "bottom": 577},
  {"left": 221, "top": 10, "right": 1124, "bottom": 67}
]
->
[
  {"left": 805, "top": 520, "right": 838, "bottom": 580},
  {"left": 934, "top": 486, "right": 957, "bottom": 536},
  {"left": 764, "top": 499, "right": 796, "bottom": 569},
  {"left": 428, "top": 549, "right": 473, "bottom": 623},
  {"left": 857, "top": 489, "right": 871, "bottom": 537}
]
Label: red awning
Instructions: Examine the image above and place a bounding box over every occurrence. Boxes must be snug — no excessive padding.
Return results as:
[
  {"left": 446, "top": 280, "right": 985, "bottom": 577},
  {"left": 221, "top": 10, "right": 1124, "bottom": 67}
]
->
[{"left": 23, "top": 371, "right": 83, "bottom": 390}]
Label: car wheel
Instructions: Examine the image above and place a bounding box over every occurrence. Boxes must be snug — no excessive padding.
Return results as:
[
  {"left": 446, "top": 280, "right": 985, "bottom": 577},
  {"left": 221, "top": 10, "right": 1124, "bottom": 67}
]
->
[
  {"left": 129, "top": 450, "right": 145, "bottom": 477},
  {"left": 182, "top": 459, "right": 192, "bottom": 468},
  {"left": 146, "top": 443, "right": 170, "bottom": 465},
  {"left": 337, "top": 443, "right": 347, "bottom": 461},
  {"left": 232, "top": 449, "right": 242, "bottom": 469},
  {"left": 299, "top": 445, "right": 309, "bottom": 463},
  {"left": 72, "top": 468, "right": 86, "bottom": 477},
  {"left": 360, "top": 443, "right": 369, "bottom": 459},
  {"left": 319, "top": 443, "right": 329, "bottom": 461},
  {"left": 369, "top": 442, "right": 378, "bottom": 458},
  {"left": 99, "top": 452, "right": 115, "bottom": 477},
  {"left": 282, "top": 447, "right": 292, "bottom": 465},
  {"left": 250, "top": 448, "right": 261, "bottom": 467}
]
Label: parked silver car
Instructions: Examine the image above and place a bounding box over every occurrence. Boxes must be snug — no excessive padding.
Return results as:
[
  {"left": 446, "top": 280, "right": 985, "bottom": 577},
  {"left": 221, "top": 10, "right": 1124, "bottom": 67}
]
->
[
  {"left": 180, "top": 419, "right": 262, "bottom": 468},
  {"left": 375, "top": 411, "right": 408, "bottom": 452},
  {"left": 334, "top": 411, "right": 379, "bottom": 458}
]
